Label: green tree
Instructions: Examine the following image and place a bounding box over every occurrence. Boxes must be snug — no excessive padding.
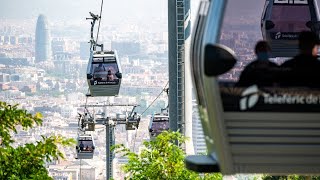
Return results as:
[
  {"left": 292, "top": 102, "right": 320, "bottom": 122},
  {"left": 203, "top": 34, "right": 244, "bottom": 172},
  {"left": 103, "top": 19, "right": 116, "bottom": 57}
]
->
[
  {"left": 0, "top": 101, "right": 75, "bottom": 179},
  {"left": 114, "top": 131, "right": 222, "bottom": 180}
]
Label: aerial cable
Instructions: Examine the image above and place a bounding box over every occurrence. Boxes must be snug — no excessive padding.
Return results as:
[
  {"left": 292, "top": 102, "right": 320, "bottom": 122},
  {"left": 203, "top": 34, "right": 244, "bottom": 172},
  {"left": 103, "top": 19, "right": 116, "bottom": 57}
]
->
[
  {"left": 140, "top": 81, "right": 169, "bottom": 116},
  {"left": 96, "top": 0, "right": 104, "bottom": 44},
  {"left": 133, "top": 81, "right": 169, "bottom": 151},
  {"left": 85, "top": 88, "right": 90, "bottom": 108},
  {"left": 80, "top": 159, "right": 82, "bottom": 180},
  {"left": 84, "top": 91, "right": 89, "bottom": 115}
]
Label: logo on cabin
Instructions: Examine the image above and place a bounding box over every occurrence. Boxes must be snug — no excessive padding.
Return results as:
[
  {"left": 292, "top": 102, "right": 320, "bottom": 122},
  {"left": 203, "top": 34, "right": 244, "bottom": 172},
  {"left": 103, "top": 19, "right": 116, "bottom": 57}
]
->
[
  {"left": 275, "top": 32, "right": 282, "bottom": 40},
  {"left": 273, "top": 32, "right": 299, "bottom": 40},
  {"left": 274, "top": 0, "right": 308, "bottom": 5},
  {"left": 240, "top": 85, "right": 259, "bottom": 110}
]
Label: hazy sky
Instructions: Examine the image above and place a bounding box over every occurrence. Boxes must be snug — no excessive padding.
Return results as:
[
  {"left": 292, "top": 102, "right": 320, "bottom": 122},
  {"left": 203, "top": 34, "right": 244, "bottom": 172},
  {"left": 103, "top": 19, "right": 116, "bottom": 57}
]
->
[
  {"left": 0, "top": 0, "right": 167, "bottom": 24},
  {"left": 0, "top": 0, "right": 279, "bottom": 22},
  {"left": 2, "top": 0, "right": 320, "bottom": 24}
]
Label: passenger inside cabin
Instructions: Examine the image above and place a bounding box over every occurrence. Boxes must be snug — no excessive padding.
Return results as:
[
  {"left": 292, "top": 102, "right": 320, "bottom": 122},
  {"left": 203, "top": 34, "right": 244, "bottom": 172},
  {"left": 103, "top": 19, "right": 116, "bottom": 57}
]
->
[
  {"left": 93, "top": 64, "right": 107, "bottom": 80},
  {"left": 94, "top": 63, "right": 106, "bottom": 72},
  {"left": 107, "top": 69, "right": 114, "bottom": 82},
  {"left": 133, "top": 112, "right": 138, "bottom": 120},
  {"left": 280, "top": 31, "right": 320, "bottom": 87},
  {"left": 237, "top": 41, "right": 279, "bottom": 87},
  {"left": 79, "top": 141, "right": 84, "bottom": 151}
]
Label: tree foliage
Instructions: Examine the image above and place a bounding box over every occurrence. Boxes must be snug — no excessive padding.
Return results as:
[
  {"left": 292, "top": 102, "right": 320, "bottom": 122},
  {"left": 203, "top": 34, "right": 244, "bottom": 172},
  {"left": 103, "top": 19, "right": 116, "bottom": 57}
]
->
[
  {"left": 114, "top": 131, "right": 222, "bottom": 180},
  {"left": 0, "top": 101, "right": 75, "bottom": 179}
]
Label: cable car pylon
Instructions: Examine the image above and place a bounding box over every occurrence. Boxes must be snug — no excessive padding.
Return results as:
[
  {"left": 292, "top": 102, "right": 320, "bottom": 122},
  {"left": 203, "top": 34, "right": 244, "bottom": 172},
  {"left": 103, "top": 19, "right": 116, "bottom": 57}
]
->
[
  {"left": 77, "top": 102, "right": 140, "bottom": 179},
  {"left": 78, "top": 1, "right": 131, "bottom": 178}
]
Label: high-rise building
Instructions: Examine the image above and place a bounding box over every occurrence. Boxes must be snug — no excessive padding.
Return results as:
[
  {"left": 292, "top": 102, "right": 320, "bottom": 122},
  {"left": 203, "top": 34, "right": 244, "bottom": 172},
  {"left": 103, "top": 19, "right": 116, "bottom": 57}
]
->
[
  {"left": 0, "top": 73, "right": 10, "bottom": 83},
  {"left": 35, "top": 14, "right": 51, "bottom": 62},
  {"left": 3, "top": 36, "right": 10, "bottom": 45},
  {"left": 80, "top": 41, "right": 90, "bottom": 60},
  {"left": 51, "top": 38, "right": 66, "bottom": 56},
  {"left": 10, "top": 36, "right": 18, "bottom": 45},
  {"left": 111, "top": 41, "right": 140, "bottom": 56}
]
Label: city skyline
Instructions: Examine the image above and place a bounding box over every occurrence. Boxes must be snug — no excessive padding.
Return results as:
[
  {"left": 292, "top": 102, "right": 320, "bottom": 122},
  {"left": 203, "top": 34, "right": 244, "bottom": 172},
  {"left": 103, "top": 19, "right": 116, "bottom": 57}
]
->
[{"left": 0, "top": 1, "right": 184, "bottom": 179}]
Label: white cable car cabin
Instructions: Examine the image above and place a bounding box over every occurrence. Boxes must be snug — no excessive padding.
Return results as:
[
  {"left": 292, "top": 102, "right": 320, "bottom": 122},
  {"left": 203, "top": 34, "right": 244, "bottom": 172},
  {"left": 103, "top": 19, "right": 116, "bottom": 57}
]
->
[
  {"left": 149, "top": 113, "right": 169, "bottom": 138},
  {"left": 261, "top": 0, "right": 320, "bottom": 57},
  {"left": 76, "top": 134, "right": 95, "bottom": 159},
  {"left": 186, "top": 0, "right": 320, "bottom": 175},
  {"left": 86, "top": 50, "right": 122, "bottom": 97}
]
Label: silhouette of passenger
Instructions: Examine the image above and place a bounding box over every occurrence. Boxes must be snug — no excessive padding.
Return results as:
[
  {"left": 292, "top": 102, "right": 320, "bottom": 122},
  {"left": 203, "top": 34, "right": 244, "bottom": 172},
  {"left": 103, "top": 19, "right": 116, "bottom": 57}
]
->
[
  {"left": 280, "top": 31, "right": 320, "bottom": 87},
  {"left": 237, "top": 41, "right": 278, "bottom": 87},
  {"left": 79, "top": 141, "right": 84, "bottom": 151},
  {"left": 133, "top": 112, "right": 137, "bottom": 119}
]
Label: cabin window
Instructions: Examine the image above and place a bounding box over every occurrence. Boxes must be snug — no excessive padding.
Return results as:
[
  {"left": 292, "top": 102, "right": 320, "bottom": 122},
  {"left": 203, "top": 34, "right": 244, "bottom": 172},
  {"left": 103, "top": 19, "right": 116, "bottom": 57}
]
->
[
  {"left": 270, "top": 5, "right": 311, "bottom": 33},
  {"left": 78, "top": 140, "right": 94, "bottom": 152},
  {"left": 89, "top": 62, "right": 120, "bottom": 85},
  {"left": 215, "top": 0, "right": 320, "bottom": 112}
]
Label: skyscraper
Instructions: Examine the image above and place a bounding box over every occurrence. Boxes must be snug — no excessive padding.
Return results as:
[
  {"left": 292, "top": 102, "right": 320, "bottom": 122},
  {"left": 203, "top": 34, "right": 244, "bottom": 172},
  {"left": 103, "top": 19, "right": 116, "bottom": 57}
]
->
[
  {"left": 80, "top": 41, "right": 90, "bottom": 60},
  {"left": 35, "top": 14, "right": 51, "bottom": 62},
  {"left": 111, "top": 41, "right": 141, "bottom": 57}
]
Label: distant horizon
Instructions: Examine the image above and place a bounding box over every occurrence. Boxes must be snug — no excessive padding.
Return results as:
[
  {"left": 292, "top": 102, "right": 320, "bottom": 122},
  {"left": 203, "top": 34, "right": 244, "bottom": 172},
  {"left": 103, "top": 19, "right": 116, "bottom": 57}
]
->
[
  {"left": 1, "top": 0, "right": 167, "bottom": 24},
  {"left": 2, "top": 0, "right": 320, "bottom": 22}
]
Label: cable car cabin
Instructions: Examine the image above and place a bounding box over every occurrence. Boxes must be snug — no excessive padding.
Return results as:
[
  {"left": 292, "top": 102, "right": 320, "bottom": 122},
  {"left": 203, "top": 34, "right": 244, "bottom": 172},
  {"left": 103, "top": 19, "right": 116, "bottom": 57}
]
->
[
  {"left": 149, "top": 113, "right": 169, "bottom": 138},
  {"left": 79, "top": 113, "right": 95, "bottom": 131},
  {"left": 126, "top": 113, "right": 141, "bottom": 130},
  {"left": 186, "top": 0, "right": 320, "bottom": 175},
  {"left": 86, "top": 50, "right": 122, "bottom": 97},
  {"left": 76, "top": 134, "right": 95, "bottom": 159},
  {"left": 261, "top": 0, "right": 320, "bottom": 57}
]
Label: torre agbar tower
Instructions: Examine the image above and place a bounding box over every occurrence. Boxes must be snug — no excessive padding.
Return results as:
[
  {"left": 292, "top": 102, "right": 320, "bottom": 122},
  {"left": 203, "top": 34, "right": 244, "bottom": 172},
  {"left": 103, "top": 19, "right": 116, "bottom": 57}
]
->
[{"left": 35, "top": 14, "right": 51, "bottom": 62}]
